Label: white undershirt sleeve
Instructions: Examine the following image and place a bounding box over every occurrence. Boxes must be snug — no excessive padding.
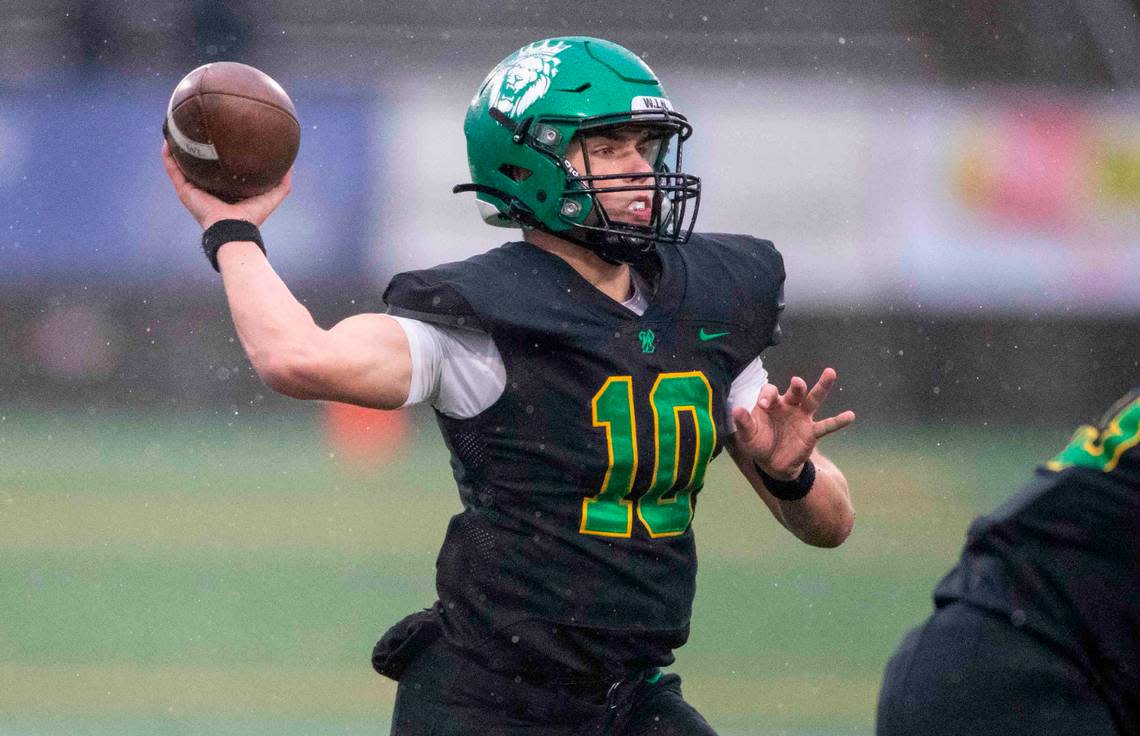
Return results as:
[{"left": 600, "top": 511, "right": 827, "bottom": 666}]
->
[
  {"left": 389, "top": 315, "right": 443, "bottom": 406},
  {"left": 726, "top": 355, "right": 769, "bottom": 433},
  {"left": 388, "top": 315, "right": 506, "bottom": 419}
]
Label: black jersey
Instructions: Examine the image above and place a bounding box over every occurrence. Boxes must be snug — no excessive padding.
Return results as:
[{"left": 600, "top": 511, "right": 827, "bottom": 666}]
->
[
  {"left": 934, "top": 393, "right": 1140, "bottom": 729},
  {"left": 383, "top": 233, "right": 784, "bottom": 680}
]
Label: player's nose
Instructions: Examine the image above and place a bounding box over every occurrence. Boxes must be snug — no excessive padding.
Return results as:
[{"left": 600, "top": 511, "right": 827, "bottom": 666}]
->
[{"left": 626, "top": 152, "right": 655, "bottom": 181}]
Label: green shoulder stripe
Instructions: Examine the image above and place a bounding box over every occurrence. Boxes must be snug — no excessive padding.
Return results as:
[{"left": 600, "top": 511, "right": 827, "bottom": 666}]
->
[{"left": 1046, "top": 394, "right": 1140, "bottom": 473}]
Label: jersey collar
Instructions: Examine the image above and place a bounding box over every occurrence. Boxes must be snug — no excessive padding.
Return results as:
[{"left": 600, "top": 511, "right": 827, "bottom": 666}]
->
[{"left": 511, "top": 240, "right": 685, "bottom": 322}]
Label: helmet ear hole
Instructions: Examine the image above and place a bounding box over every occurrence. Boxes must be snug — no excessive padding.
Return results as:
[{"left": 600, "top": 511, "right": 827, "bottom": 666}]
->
[{"left": 498, "top": 164, "right": 533, "bottom": 181}]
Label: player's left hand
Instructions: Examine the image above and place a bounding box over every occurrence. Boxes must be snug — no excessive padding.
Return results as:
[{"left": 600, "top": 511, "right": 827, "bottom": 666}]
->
[{"left": 732, "top": 368, "right": 855, "bottom": 480}]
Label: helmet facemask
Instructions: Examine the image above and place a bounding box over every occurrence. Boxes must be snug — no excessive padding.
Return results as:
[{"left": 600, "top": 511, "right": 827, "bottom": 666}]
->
[{"left": 549, "top": 111, "right": 701, "bottom": 264}]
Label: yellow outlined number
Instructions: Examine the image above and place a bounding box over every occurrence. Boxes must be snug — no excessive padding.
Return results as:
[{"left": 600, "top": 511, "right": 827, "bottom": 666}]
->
[
  {"left": 582, "top": 372, "right": 716, "bottom": 538},
  {"left": 582, "top": 377, "right": 638, "bottom": 537}
]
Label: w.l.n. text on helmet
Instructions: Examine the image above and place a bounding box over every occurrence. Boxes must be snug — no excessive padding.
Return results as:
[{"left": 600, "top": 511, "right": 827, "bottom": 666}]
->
[{"left": 631, "top": 96, "right": 674, "bottom": 112}]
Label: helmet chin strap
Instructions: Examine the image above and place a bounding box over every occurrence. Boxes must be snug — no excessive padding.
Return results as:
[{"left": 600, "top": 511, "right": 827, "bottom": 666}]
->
[{"left": 559, "top": 223, "right": 657, "bottom": 266}]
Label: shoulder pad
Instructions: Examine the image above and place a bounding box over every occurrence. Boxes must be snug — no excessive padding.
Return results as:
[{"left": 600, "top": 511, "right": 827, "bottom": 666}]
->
[
  {"left": 687, "top": 232, "right": 784, "bottom": 281},
  {"left": 382, "top": 242, "right": 568, "bottom": 334},
  {"left": 383, "top": 260, "right": 486, "bottom": 331},
  {"left": 681, "top": 233, "right": 786, "bottom": 353}
]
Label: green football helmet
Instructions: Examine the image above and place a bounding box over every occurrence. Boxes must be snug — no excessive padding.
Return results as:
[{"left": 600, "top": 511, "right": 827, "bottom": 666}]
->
[{"left": 454, "top": 37, "right": 701, "bottom": 263}]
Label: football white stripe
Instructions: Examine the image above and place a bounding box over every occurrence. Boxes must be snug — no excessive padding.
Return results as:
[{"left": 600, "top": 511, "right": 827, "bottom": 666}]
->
[{"left": 165, "top": 93, "right": 219, "bottom": 161}]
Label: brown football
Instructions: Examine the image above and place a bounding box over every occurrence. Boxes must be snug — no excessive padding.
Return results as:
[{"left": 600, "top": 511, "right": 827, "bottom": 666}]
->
[{"left": 164, "top": 62, "right": 300, "bottom": 202}]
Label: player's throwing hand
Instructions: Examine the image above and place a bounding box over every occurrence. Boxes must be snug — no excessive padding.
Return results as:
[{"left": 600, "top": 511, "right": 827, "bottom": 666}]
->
[
  {"left": 162, "top": 141, "right": 292, "bottom": 230},
  {"left": 732, "top": 368, "right": 855, "bottom": 480}
]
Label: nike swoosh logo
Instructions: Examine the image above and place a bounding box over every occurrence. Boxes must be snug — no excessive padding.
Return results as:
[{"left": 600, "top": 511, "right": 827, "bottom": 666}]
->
[{"left": 698, "top": 328, "right": 730, "bottom": 341}]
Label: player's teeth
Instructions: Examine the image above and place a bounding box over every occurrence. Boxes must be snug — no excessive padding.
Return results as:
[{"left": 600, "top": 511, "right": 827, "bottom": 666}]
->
[{"left": 630, "top": 201, "right": 646, "bottom": 211}]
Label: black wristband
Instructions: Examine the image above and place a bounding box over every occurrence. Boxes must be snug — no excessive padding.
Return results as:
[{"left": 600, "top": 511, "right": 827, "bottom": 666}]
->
[
  {"left": 753, "top": 458, "right": 816, "bottom": 501},
  {"left": 202, "top": 219, "right": 265, "bottom": 272}
]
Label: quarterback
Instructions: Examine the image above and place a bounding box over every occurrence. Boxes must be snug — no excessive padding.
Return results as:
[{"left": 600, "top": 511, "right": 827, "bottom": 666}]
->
[{"left": 163, "top": 37, "right": 856, "bottom": 735}]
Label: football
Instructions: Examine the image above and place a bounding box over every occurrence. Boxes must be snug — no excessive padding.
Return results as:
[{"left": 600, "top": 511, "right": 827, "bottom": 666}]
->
[{"left": 163, "top": 62, "right": 300, "bottom": 202}]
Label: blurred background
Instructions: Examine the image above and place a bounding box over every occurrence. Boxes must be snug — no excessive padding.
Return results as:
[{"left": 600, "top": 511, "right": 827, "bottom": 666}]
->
[{"left": 1, "top": 2, "right": 1137, "bottom": 735}]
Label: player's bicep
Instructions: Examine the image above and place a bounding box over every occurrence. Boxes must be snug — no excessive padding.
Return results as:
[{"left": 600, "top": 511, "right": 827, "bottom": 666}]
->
[{"left": 288, "top": 313, "right": 413, "bottom": 409}]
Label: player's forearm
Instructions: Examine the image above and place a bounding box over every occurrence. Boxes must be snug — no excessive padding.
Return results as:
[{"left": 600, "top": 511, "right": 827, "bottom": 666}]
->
[
  {"left": 770, "top": 458, "right": 854, "bottom": 548},
  {"left": 215, "top": 242, "right": 414, "bottom": 407},
  {"left": 732, "top": 445, "right": 854, "bottom": 547},
  {"left": 215, "top": 241, "right": 321, "bottom": 391}
]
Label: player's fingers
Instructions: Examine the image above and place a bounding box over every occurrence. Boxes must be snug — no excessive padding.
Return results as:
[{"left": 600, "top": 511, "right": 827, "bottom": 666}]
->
[
  {"left": 802, "top": 367, "right": 837, "bottom": 415},
  {"left": 756, "top": 382, "right": 779, "bottom": 410},
  {"left": 269, "top": 169, "right": 293, "bottom": 203},
  {"left": 161, "top": 142, "right": 183, "bottom": 183},
  {"left": 732, "top": 406, "right": 755, "bottom": 442},
  {"left": 238, "top": 175, "right": 292, "bottom": 225},
  {"left": 812, "top": 410, "right": 856, "bottom": 439},
  {"left": 161, "top": 143, "right": 196, "bottom": 203},
  {"left": 784, "top": 376, "right": 808, "bottom": 406},
  {"left": 256, "top": 168, "right": 293, "bottom": 199}
]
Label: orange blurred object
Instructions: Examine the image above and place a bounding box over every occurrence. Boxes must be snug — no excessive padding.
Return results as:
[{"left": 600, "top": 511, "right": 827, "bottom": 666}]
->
[{"left": 322, "top": 402, "right": 409, "bottom": 471}]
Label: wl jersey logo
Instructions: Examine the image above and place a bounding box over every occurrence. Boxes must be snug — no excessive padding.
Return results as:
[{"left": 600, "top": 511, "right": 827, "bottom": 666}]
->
[
  {"left": 639, "top": 329, "right": 657, "bottom": 353},
  {"left": 487, "top": 39, "right": 571, "bottom": 119}
]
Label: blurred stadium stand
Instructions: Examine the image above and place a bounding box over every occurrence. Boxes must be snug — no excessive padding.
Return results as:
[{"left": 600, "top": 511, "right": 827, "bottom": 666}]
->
[
  {"left": 2, "top": 1, "right": 1136, "bottom": 84},
  {"left": 1, "top": 1, "right": 1137, "bottom": 423}
]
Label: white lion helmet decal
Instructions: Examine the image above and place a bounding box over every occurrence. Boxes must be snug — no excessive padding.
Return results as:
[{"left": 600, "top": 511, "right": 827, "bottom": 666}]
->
[{"left": 487, "top": 39, "right": 572, "bottom": 120}]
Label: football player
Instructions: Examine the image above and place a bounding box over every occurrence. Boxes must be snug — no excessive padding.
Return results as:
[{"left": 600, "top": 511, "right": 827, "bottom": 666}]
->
[
  {"left": 163, "top": 37, "right": 856, "bottom": 735},
  {"left": 877, "top": 387, "right": 1140, "bottom": 736}
]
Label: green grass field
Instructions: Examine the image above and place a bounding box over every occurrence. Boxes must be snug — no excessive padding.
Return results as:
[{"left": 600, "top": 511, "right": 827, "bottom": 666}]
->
[{"left": 0, "top": 408, "right": 1069, "bottom": 735}]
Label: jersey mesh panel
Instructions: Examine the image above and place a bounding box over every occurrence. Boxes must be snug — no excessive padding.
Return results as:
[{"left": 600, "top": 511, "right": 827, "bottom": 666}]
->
[{"left": 452, "top": 428, "right": 498, "bottom": 579}]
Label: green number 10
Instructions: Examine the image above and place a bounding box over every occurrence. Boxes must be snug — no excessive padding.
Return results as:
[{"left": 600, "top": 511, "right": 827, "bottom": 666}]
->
[{"left": 581, "top": 371, "right": 717, "bottom": 538}]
